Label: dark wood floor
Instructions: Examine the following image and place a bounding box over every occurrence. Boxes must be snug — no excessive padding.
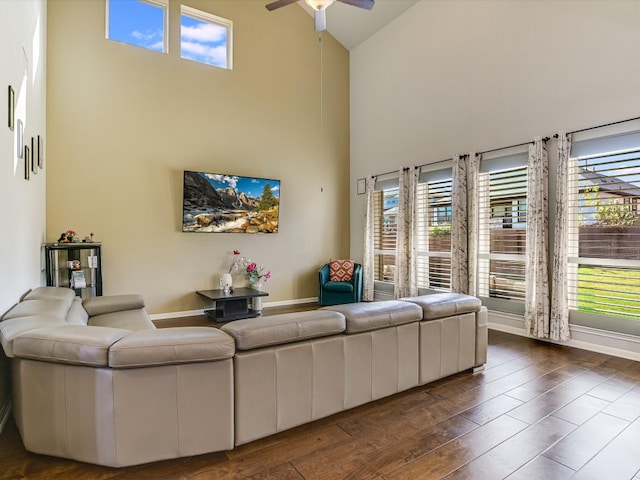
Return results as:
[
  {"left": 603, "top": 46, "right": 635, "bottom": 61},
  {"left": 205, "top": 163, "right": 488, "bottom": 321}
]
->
[{"left": 2, "top": 308, "right": 640, "bottom": 479}]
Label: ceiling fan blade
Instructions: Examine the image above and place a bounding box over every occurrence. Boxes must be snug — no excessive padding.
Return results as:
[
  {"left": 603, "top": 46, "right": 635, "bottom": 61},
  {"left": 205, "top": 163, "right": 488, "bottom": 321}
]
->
[
  {"left": 265, "top": 0, "right": 299, "bottom": 11},
  {"left": 336, "top": 0, "right": 375, "bottom": 10},
  {"left": 315, "top": 9, "right": 327, "bottom": 31}
]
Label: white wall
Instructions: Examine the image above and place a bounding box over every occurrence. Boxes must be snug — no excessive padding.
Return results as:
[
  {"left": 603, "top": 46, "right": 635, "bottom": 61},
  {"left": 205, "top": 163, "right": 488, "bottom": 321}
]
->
[
  {"left": 0, "top": 0, "right": 47, "bottom": 428},
  {"left": 350, "top": 0, "right": 640, "bottom": 262}
]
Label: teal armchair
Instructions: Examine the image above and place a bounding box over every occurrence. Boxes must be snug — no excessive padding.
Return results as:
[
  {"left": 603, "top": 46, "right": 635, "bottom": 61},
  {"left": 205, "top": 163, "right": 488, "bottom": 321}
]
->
[{"left": 318, "top": 263, "right": 363, "bottom": 306}]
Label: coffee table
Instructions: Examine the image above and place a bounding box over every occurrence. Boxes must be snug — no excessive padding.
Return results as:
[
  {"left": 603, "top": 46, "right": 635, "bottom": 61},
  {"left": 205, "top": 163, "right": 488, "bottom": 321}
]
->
[{"left": 197, "top": 287, "right": 269, "bottom": 322}]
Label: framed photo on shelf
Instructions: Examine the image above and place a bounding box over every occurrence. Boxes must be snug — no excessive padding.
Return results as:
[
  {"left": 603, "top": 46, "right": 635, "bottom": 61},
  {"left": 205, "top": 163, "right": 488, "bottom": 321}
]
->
[
  {"left": 24, "top": 145, "right": 30, "bottom": 180},
  {"left": 8, "top": 85, "right": 15, "bottom": 131}
]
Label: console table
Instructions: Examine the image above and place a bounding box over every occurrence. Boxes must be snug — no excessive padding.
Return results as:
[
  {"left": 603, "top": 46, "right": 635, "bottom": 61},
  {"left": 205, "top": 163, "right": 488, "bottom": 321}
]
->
[{"left": 197, "top": 287, "right": 269, "bottom": 322}]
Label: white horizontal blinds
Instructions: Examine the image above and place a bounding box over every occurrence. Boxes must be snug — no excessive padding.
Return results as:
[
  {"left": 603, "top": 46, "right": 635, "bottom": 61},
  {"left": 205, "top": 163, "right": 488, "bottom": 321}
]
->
[
  {"left": 567, "top": 146, "right": 640, "bottom": 319},
  {"left": 416, "top": 176, "right": 452, "bottom": 291},
  {"left": 478, "top": 161, "right": 528, "bottom": 305},
  {"left": 373, "top": 188, "right": 398, "bottom": 282}
]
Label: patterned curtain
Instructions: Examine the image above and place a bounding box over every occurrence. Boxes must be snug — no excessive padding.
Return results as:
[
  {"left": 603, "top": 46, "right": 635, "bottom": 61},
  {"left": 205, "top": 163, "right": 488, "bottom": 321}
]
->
[
  {"left": 524, "top": 137, "right": 550, "bottom": 338},
  {"left": 362, "top": 177, "right": 376, "bottom": 301},
  {"left": 550, "top": 131, "right": 572, "bottom": 341},
  {"left": 395, "top": 167, "right": 419, "bottom": 298},
  {"left": 451, "top": 154, "right": 469, "bottom": 294},
  {"left": 467, "top": 153, "right": 481, "bottom": 297}
]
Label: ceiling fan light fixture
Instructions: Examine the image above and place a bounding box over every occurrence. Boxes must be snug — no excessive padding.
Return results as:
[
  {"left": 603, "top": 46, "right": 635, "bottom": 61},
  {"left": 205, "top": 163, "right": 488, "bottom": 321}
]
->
[{"left": 304, "top": 0, "right": 335, "bottom": 11}]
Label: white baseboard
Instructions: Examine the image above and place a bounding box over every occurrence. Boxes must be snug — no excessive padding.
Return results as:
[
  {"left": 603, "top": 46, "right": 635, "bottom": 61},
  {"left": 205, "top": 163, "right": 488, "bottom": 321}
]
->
[
  {"left": 149, "top": 297, "right": 319, "bottom": 321},
  {"left": 489, "top": 311, "right": 640, "bottom": 362},
  {"left": 0, "top": 399, "right": 11, "bottom": 435}
]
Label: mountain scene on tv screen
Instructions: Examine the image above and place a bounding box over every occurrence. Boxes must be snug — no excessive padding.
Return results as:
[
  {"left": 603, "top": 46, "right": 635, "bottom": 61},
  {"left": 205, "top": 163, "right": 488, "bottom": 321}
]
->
[{"left": 182, "top": 171, "right": 280, "bottom": 233}]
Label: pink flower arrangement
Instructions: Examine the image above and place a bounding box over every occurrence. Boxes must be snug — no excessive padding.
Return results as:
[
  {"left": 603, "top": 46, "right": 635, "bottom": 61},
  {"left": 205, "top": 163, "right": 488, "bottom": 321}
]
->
[{"left": 246, "top": 262, "right": 271, "bottom": 284}]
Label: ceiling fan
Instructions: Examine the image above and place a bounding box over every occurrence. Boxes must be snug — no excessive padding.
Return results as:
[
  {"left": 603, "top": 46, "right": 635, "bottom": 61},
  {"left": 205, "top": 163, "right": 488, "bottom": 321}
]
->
[{"left": 266, "top": 0, "right": 375, "bottom": 32}]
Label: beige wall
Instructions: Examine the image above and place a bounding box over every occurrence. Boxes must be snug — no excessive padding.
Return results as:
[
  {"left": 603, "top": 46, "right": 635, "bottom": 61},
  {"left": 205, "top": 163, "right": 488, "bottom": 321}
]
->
[
  {"left": 0, "top": 0, "right": 47, "bottom": 428},
  {"left": 46, "top": 0, "right": 350, "bottom": 314}
]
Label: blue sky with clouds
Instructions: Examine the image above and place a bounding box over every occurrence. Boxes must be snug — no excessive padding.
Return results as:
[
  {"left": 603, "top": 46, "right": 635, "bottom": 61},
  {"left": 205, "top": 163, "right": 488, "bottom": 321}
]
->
[
  {"left": 108, "top": 0, "right": 228, "bottom": 68},
  {"left": 203, "top": 173, "right": 280, "bottom": 200}
]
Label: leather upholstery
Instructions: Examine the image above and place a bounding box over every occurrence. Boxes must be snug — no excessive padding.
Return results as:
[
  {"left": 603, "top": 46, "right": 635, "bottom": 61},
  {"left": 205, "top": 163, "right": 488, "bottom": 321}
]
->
[
  {"left": 1, "top": 287, "right": 488, "bottom": 467},
  {"left": 321, "top": 300, "right": 422, "bottom": 333},
  {"left": 109, "top": 327, "right": 235, "bottom": 367},
  {"left": 401, "top": 292, "right": 482, "bottom": 319},
  {"left": 12, "top": 325, "right": 131, "bottom": 367},
  {"left": 1, "top": 286, "right": 235, "bottom": 467},
  {"left": 83, "top": 294, "right": 145, "bottom": 316},
  {"left": 221, "top": 310, "right": 346, "bottom": 350}
]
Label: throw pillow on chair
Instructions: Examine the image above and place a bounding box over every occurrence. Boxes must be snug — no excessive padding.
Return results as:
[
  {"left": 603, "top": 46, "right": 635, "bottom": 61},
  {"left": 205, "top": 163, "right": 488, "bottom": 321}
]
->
[{"left": 329, "top": 259, "right": 354, "bottom": 282}]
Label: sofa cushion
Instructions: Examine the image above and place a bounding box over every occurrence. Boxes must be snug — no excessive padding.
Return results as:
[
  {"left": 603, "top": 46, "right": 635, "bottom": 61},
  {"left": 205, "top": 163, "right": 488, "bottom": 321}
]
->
[
  {"left": 88, "top": 308, "right": 155, "bottom": 331},
  {"left": 401, "top": 293, "right": 482, "bottom": 321},
  {"left": 23, "top": 286, "right": 77, "bottom": 303},
  {"left": 2, "top": 298, "right": 73, "bottom": 321},
  {"left": 322, "top": 300, "right": 422, "bottom": 334},
  {"left": 221, "top": 310, "right": 346, "bottom": 351},
  {"left": 12, "top": 325, "right": 131, "bottom": 367},
  {"left": 109, "top": 327, "right": 235, "bottom": 368},
  {"left": 329, "top": 259, "right": 354, "bottom": 282},
  {"left": 67, "top": 297, "right": 89, "bottom": 325},
  {"left": 0, "top": 315, "right": 68, "bottom": 357},
  {"left": 83, "top": 294, "right": 145, "bottom": 317}
]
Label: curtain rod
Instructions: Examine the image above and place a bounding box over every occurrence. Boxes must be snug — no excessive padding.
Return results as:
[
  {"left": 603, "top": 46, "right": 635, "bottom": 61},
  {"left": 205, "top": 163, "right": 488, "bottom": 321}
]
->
[
  {"left": 479, "top": 140, "right": 532, "bottom": 156},
  {"left": 373, "top": 157, "right": 453, "bottom": 180},
  {"left": 554, "top": 115, "right": 640, "bottom": 138},
  {"left": 371, "top": 136, "right": 552, "bottom": 180}
]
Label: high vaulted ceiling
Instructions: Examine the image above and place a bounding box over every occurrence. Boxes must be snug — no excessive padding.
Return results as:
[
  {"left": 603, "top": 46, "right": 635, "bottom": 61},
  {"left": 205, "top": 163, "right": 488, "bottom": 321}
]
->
[{"left": 300, "top": 0, "right": 419, "bottom": 50}]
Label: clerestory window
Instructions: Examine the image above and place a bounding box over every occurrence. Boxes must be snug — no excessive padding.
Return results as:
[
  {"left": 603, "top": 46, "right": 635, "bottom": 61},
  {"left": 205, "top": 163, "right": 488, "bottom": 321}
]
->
[{"left": 106, "top": 0, "right": 168, "bottom": 53}]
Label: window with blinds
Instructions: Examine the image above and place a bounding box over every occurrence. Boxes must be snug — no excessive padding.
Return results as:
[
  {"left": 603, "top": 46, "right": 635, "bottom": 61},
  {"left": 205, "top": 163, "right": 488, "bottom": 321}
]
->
[
  {"left": 373, "top": 188, "right": 398, "bottom": 282},
  {"left": 478, "top": 165, "right": 528, "bottom": 307},
  {"left": 567, "top": 148, "right": 640, "bottom": 320},
  {"left": 416, "top": 177, "right": 452, "bottom": 291}
]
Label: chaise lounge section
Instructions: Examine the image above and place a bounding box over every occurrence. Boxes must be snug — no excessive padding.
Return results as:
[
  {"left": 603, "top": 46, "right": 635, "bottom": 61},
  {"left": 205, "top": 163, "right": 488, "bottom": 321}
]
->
[
  {"left": 0, "top": 287, "right": 487, "bottom": 467},
  {"left": 0, "top": 287, "right": 235, "bottom": 467}
]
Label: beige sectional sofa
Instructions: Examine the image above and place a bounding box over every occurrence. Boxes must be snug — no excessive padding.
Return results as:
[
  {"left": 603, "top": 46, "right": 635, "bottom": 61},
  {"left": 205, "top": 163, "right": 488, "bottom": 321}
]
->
[
  {"left": 0, "top": 287, "right": 235, "bottom": 467},
  {"left": 0, "top": 287, "right": 487, "bottom": 467}
]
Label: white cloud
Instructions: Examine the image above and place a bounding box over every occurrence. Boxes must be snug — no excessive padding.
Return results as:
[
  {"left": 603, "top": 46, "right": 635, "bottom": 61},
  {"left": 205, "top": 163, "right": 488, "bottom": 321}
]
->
[
  {"left": 132, "top": 29, "right": 160, "bottom": 42},
  {"left": 181, "top": 41, "right": 227, "bottom": 67},
  {"left": 206, "top": 174, "right": 239, "bottom": 189},
  {"left": 181, "top": 23, "right": 226, "bottom": 43}
]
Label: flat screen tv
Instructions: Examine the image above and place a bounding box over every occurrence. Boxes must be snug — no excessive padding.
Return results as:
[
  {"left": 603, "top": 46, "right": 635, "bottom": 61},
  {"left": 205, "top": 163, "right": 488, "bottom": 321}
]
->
[{"left": 182, "top": 170, "right": 280, "bottom": 233}]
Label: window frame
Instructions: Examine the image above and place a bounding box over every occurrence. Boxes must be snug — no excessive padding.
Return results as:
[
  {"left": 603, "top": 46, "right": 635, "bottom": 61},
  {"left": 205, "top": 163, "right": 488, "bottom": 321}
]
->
[
  {"left": 416, "top": 168, "right": 453, "bottom": 293},
  {"left": 566, "top": 136, "right": 640, "bottom": 336},
  {"left": 477, "top": 155, "right": 529, "bottom": 314},
  {"left": 180, "top": 5, "right": 233, "bottom": 70},
  {"left": 106, "top": 0, "right": 169, "bottom": 54}
]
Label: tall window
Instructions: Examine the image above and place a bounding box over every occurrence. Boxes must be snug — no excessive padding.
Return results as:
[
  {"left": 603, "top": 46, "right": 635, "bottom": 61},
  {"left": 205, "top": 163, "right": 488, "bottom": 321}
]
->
[
  {"left": 373, "top": 188, "right": 398, "bottom": 283},
  {"left": 107, "top": 0, "right": 168, "bottom": 53},
  {"left": 568, "top": 144, "right": 640, "bottom": 325},
  {"left": 478, "top": 162, "right": 528, "bottom": 311},
  {"left": 416, "top": 173, "right": 452, "bottom": 291},
  {"left": 180, "top": 6, "right": 233, "bottom": 70}
]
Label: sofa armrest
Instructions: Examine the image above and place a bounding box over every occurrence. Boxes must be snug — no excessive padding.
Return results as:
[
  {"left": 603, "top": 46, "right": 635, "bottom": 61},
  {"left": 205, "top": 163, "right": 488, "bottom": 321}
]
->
[
  {"left": 108, "top": 327, "right": 236, "bottom": 368},
  {"left": 12, "top": 325, "right": 132, "bottom": 367},
  {"left": 83, "top": 294, "right": 145, "bottom": 317}
]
